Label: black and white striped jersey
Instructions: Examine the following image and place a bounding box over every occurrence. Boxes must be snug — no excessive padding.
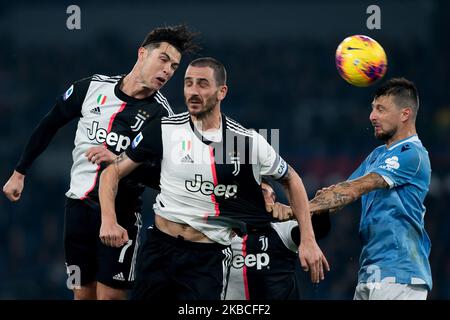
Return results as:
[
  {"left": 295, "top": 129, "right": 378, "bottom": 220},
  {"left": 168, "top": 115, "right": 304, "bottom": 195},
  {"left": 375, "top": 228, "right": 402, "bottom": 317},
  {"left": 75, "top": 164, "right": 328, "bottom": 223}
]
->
[
  {"left": 226, "top": 220, "right": 298, "bottom": 300},
  {"left": 126, "top": 112, "right": 288, "bottom": 245},
  {"left": 16, "top": 74, "right": 173, "bottom": 210}
]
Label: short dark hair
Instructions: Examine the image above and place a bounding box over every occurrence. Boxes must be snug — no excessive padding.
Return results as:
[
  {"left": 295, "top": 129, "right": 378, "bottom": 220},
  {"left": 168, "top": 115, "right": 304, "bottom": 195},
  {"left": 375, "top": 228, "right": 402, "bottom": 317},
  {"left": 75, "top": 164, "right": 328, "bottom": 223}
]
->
[
  {"left": 188, "top": 57, "right": 227, "bottom": 86},
  {"left": 141, "top": 24, "right": 200, "bottom": 55},
  {"left": 373, "top": 77, "right": 419, "bottom": 118}
]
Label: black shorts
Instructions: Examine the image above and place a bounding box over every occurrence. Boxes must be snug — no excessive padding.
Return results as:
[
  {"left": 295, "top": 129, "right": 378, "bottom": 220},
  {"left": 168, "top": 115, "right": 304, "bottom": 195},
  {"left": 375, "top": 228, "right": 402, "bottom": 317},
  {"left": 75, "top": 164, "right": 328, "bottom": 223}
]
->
[
  {"left": 231, "top": 227, "right": 301, "bottom": 300},
  {"left": 64, "top": 197, "right": 142, "bottom": 289},
  {"left": 131, "top": 226, "right": 232, "bottom": 300}
]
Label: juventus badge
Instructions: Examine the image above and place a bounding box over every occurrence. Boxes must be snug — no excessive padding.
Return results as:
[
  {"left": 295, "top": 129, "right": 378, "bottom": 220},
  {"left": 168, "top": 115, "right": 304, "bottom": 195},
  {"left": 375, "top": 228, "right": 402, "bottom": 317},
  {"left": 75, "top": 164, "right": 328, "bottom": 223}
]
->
[
  {"left": 259, "top": 235, "right": 268, "bottom": 251},
  {"left": 130, "top": 114, "right": 147, "bottom": 132},
  {"left": 231, "top": 156, "right": 240, "bottom": 176}
]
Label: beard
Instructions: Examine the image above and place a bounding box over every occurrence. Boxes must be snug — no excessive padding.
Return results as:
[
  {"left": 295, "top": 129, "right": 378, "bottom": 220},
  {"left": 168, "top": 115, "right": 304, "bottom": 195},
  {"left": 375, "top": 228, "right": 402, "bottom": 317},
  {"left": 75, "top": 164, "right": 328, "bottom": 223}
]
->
[
  {"left": 374, "top": 126, "right": 397, "bottom": 142},
  {"left": 187, "top": 94, "right": 219, "bottom": 119}
]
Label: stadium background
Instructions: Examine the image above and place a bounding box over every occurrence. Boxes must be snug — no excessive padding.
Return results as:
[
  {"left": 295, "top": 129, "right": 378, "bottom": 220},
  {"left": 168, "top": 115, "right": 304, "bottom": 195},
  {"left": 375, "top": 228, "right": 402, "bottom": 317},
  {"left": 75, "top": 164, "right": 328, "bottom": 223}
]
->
[{"left": 0, "top": 0, "right": 449, "bottom": 299}]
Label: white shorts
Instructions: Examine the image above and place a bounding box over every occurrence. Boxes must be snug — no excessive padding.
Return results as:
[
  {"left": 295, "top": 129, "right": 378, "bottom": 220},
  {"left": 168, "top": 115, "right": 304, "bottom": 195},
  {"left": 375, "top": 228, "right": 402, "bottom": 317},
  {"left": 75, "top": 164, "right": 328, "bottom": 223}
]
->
[{"left": 354, "top": 282, "right": 428, "bottom": 300}]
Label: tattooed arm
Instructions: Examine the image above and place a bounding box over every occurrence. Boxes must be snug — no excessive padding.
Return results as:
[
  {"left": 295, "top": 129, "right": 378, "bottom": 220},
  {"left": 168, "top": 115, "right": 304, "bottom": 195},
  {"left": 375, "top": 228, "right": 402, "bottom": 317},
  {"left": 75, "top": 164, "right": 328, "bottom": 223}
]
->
[
  {"left": 309, "top": 172, "right": 389, "bottom": 214},
  {"left": 279, "top": 165, "right": 330, "bottom": 283},
  {"left": 99, "top": 152, "right": 141, "bottom": 247}
]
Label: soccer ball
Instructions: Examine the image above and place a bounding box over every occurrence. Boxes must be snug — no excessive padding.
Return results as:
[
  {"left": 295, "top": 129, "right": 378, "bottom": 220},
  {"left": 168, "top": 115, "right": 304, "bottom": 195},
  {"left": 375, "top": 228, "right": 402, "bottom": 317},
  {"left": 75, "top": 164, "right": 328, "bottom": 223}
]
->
[{"left": 335, "top": 35, "right": 387, "bottom": 87}]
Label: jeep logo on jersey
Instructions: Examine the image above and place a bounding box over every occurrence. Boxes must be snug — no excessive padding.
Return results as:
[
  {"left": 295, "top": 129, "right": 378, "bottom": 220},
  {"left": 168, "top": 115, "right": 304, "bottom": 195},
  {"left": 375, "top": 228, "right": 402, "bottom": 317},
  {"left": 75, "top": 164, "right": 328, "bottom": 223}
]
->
[
  {"left": 87, "top": 121, "right": 130, "bottom": 152},
  {"left": 232, "top": 253, "right": 270, "bottom": 270},
  {"left": 185, "top": 174, "right": 238, "bottom": 198}
]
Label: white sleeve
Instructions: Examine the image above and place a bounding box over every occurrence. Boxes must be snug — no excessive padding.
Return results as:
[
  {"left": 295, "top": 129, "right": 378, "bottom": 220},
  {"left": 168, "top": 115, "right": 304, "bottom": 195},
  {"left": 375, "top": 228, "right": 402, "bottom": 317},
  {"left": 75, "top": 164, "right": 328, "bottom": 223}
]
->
[
  {"left": 270, "top": 221, "right": 298, "bottom": 253},
  {"left": 251, "top": 131, "right": 288, "bottom": 181}
]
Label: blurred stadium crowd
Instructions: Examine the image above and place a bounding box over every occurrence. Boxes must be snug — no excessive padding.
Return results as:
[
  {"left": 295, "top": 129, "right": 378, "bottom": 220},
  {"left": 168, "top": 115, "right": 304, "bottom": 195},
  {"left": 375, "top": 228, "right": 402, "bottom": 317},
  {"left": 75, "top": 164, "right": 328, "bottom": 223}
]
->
[{"left": 0, "top": 0, "right": 449, "bottom": 299}]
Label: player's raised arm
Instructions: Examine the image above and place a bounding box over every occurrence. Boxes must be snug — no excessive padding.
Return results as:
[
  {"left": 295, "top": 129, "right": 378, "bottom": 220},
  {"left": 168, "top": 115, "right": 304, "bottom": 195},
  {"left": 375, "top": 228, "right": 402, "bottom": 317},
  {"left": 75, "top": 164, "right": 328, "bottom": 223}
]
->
[
  {"left": 278, "top": 165, "right": 330, "bottom": 283},
  {"left": 99, "top": 153, "right": 141, "bottom": 248},
  {"left": 309, "top": 172, "right": 389, "bottom": 214},
  {"left": 100, "top": 115, "right": 163, "bottom": 247},
  {"left": 2, "top": 79, "right": 88, "bottom": 202}
]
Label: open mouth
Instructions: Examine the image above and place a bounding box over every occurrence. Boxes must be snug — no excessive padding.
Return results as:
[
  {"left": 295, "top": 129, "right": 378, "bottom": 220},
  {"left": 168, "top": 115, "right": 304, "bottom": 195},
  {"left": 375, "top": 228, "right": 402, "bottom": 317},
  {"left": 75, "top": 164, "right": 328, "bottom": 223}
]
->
[
  {"left": 156, "top": 77, "right": 166, "bottom": 84},
  {"left": 373, "top": 124, "right": 382, "bottom": 133}
]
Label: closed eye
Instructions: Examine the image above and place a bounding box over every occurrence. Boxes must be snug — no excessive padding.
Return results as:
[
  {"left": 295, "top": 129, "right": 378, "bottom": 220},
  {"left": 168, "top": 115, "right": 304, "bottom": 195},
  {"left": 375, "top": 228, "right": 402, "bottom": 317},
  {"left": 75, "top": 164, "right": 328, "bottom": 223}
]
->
[{"left": 199, "top": 80, "right": 209, "bottom": 88}]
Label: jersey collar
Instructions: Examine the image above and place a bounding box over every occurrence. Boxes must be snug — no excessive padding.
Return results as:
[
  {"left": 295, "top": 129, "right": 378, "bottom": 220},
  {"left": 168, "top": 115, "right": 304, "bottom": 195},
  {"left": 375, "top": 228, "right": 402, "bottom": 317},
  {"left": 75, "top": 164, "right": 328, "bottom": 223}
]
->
[
  {"left": 114, "top": 75, "right": 158, "bottom": 103},
  {"left": 189, "top": 113, "right": 227, "bottom": 146},
  {"left": 387, "top": 134, "right": 420, "bottom": 151}
]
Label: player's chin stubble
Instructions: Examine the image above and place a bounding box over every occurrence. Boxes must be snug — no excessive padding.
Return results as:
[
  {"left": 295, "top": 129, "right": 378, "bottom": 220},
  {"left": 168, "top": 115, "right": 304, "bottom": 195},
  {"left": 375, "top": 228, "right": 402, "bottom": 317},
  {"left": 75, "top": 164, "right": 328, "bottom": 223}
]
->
[
  {"left": 189, "top": 95, "right": 218, "bottom": 119},
  {"left": 375, "top": 127, "right": 396, "bottom": 142}
]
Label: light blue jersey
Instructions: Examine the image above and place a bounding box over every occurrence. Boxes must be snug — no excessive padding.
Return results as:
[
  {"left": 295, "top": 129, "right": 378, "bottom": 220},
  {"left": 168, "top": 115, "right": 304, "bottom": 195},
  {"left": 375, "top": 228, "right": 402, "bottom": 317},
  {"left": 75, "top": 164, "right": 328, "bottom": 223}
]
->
[{"left": 349, "top": 135, "right": 432, "bottom": 290}]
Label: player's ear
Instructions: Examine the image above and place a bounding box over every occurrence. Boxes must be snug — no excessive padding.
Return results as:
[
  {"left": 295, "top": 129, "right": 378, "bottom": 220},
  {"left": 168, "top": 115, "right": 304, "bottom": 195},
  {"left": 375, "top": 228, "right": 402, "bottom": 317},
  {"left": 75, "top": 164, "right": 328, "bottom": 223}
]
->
[
  {"left": 401, "top": 107, "right": 412, "bottom": 122},
  {"left": 137, "top": 47, "right": 147, "bottom": 62},
  {"left": 217, "top": 85, "right": 228, "bottom": 101}
]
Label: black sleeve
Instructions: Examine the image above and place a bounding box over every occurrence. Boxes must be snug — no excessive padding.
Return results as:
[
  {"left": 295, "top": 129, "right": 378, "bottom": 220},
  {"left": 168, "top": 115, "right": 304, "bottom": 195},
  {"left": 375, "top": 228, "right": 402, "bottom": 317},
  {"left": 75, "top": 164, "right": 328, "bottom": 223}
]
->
[
  {"left": 291, "top": 212, "right": 331, "bottom": 246},
  {"left": 130, "top": 160, "right": 161, "bottom": 191},
  {"left": 126, "top": 118, "right": 163, "bottom": 163},
  {"left": 15, "top": 78, "right": 91, "bottom": 175},
  {"left": 312, "top": 212, "right": 331, "bottom": 240},
  {"left": 291, "top": 226, "right": 300, "bottom": 247}
]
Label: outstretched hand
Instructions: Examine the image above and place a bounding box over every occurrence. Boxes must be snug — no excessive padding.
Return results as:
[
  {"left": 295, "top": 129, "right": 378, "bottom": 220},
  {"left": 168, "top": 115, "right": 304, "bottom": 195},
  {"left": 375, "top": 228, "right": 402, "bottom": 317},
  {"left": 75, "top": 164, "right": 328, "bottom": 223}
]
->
[
  {"left": 314, "top": 184, "right": 336, "bottom": 198},
  {"left": 299, "top": 238, "right": 330, "bottom": 283},
  {"left": 311, "top": 185, "right": 336, "bottom": 215}
]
